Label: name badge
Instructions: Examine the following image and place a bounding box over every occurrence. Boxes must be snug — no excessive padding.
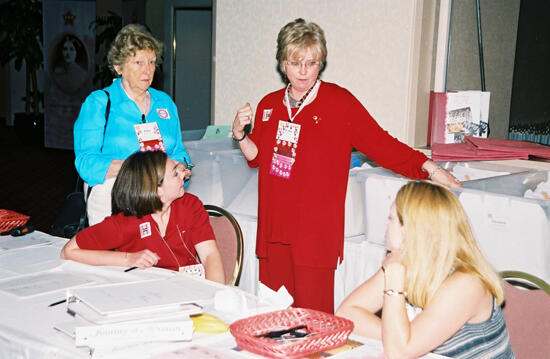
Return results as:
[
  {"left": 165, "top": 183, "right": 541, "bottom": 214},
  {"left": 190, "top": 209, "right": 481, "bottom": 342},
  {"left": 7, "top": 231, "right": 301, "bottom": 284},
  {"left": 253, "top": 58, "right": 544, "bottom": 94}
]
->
[
  {"left": 179, "top": 263, "right": 205, "bottom": 278},
  {"left": 263, "top": 109, "right": 273, "bottom": 122},
  {"left": 139, "top": 222, "right": 152, "bottom": 238},
  {"left": 134, "top": 122, "right": 166, "bottom": 152},
  {"left": 270, "top": 121, "right": 300, "bottom": 180}
]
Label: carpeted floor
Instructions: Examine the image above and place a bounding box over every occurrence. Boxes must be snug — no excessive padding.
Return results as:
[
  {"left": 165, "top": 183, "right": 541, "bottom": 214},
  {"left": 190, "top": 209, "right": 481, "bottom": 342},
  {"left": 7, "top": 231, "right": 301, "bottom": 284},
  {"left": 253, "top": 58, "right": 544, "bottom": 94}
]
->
[{"left": 0, "top": 120, "right": 77, "bottom": 233}]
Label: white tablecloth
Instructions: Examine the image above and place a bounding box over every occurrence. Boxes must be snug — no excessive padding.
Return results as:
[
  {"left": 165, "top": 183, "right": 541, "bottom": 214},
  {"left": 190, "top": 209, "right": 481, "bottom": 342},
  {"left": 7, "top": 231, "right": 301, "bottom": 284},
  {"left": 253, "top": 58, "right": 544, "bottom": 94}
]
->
[{"left": 0, "top": 232, "right": 449, "bottom": 359}]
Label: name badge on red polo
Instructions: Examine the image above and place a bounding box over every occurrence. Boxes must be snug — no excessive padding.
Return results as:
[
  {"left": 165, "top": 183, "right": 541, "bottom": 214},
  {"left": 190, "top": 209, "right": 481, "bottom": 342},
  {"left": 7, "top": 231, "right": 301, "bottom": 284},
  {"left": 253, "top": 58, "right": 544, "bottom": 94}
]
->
[{"left": 140, "top": 222, "right": 152, "bottom": 238}]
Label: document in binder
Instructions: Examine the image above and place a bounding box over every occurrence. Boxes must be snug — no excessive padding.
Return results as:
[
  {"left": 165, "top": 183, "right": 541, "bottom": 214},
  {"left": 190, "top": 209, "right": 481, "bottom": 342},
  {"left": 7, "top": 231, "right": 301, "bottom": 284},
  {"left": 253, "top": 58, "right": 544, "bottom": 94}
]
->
[
  {"left": 428, "top": 91, "right": 490, "bottom": 145},
  {"left": 66, "top": 277, "right": 214, "bottom": 323}
]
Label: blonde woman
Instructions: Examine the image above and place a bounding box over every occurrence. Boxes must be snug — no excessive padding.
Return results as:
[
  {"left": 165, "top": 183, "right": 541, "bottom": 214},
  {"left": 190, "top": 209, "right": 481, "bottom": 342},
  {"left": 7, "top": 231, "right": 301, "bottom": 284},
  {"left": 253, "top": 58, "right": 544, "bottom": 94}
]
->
[
  {"left": 336, "top": 181, "right": 515, "bottom": 359},
  {"left": 231, "top": 18, "right": 459, "bottom": 314}
]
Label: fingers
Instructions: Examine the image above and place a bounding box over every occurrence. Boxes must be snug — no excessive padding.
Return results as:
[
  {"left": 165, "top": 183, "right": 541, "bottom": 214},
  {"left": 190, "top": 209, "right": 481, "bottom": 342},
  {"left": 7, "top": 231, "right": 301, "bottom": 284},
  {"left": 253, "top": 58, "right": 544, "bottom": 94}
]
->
[
  {"left": 234, "top": 103, "right": 253, "bottom": 132},
  {"left": 184, "top": 168, "right": 192, "bottom": 180},
  {"left": 131, "top": 250, "right": 160, "bottom": 268}
]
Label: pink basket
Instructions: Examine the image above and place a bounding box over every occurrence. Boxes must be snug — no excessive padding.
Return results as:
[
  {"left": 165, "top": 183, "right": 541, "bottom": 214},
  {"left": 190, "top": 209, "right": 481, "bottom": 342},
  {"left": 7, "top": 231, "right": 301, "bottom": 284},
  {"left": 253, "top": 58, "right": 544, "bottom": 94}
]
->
[
  {"left": 0, "top": 209, "right": 30, "bottom": 232},
  {"left": 230, "top": 308, "right": 354, "bottom": 359}
]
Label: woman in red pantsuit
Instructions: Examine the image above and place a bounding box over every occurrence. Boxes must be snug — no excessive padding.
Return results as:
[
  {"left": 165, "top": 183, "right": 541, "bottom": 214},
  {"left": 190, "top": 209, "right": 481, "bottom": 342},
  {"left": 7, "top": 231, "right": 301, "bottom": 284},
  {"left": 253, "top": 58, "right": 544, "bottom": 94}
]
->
[{"left": 232, "top": 18, "right": 460, "bottom": 313}]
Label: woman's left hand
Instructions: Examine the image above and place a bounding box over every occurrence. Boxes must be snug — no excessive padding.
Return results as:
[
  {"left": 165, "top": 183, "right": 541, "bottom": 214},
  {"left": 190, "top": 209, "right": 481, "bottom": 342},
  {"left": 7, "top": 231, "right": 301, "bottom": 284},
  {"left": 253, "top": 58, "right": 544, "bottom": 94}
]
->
[
  {"left": 382, "top": 250, "right": 403, "bottom": 273},
  {"left": 422, "top": 160, "right": 462, "bottom": 188},
  {"left": 177, "top": 162, "right": 192, "bottom": 180}
]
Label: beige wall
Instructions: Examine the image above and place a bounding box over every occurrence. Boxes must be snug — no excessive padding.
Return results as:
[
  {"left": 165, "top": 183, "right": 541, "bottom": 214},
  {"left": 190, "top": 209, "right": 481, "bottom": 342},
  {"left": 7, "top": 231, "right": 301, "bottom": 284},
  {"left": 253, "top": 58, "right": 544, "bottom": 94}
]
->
[{"left": 213, "top": 0, "right": 434, "bottom": 146}]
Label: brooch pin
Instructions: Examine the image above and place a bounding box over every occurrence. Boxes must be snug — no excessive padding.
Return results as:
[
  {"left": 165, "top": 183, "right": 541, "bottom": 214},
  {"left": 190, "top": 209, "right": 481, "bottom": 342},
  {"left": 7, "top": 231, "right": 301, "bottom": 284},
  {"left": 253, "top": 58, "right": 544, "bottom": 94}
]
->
[{"left": 313, "top": 115, "right": 321, "bottom": 124}]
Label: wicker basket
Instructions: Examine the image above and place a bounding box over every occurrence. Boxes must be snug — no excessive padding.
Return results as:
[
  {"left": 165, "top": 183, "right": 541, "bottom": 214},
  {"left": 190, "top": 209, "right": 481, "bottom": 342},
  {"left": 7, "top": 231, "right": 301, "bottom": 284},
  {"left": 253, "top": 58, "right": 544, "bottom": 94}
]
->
[
  {"left": 0, "top": 209, "right": 30, "bottom": 232},
  {"left": 229, "top": 308, "right": 354, "bottom": 359}
]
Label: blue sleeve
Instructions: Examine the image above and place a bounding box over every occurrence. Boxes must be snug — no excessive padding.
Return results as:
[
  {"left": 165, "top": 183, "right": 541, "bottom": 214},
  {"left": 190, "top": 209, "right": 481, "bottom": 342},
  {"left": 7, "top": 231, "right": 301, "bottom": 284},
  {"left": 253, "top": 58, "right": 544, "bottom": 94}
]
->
[
  {"left": 73, "top": 91, "right": 115, "bottom": 186},
  {"left": 161, "top": 97, "right": 190, "bottom": 187}
]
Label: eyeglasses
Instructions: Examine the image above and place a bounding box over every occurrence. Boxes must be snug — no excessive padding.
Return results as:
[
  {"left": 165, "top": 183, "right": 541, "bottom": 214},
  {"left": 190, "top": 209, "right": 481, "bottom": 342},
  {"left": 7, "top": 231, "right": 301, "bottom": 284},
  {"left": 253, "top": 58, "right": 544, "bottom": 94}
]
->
[{"left": 285, "top": 60, "right": 320, "bottom": 70}]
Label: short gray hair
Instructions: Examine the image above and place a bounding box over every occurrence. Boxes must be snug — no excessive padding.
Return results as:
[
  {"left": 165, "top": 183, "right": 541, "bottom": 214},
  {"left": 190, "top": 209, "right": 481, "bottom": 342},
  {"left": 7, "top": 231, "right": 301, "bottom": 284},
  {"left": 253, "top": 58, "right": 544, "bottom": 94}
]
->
[{"left": 107, "top": 24, "right": 163, "bottom": 76}]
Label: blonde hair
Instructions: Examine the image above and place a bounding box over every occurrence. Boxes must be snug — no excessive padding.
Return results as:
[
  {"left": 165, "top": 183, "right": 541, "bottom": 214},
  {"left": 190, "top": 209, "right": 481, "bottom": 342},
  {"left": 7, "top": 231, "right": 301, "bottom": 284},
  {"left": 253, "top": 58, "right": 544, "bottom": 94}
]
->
[
  {"left": 107, "top": 24, "right": 163, "bottom": 76},
  {"left": 276, "top": 18, "right": 327, "bottom": 74},
  {"left": 395, "top": 181, "right": 504, "bottom": 307}
]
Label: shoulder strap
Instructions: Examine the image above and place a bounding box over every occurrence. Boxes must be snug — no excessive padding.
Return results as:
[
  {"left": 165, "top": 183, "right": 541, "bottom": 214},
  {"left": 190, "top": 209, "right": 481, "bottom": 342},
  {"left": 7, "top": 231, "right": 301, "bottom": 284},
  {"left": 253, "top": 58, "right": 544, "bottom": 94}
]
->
[{"left": 100, "top": 90, "right": 111, "bottom": 152}]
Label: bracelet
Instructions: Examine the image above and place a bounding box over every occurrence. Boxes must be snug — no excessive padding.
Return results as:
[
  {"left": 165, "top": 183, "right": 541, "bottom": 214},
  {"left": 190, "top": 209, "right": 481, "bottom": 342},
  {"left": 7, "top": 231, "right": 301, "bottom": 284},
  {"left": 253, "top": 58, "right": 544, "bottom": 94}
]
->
[
  {"left": 232, "top": 131, "right": 247, "bottom": 142},
  {"left": 384, "top": 289, "right": 407, "bottom": 297},
  {"left": 428, "top": 165, "right": 442, "bottom": 179}
]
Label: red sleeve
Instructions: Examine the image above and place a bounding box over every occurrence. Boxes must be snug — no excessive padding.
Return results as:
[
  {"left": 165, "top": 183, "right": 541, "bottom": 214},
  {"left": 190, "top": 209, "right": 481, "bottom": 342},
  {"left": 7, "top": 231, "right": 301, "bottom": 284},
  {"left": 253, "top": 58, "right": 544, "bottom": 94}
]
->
[
  {"left": 75, "top": 216, "right": 126, "bottom": 250},
  {"left": 247, "top": 93, "right": 274, "bottom": 168},
  {"left": 344, "top": 90, "right": 429, "bottom": 179}
]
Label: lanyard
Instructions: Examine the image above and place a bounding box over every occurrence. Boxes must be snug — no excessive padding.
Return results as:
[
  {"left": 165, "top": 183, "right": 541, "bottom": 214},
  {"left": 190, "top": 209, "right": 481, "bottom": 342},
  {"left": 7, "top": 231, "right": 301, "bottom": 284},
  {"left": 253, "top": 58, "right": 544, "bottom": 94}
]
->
[{"left": 284, "top": 80, "right": 320, "bottom": 123}]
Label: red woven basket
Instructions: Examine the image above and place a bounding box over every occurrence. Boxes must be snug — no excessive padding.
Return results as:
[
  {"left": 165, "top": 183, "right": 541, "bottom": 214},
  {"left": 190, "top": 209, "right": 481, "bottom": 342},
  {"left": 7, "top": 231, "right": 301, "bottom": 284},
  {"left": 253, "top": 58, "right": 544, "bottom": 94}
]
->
[
  {"left": 0, "top": 209, "right": 30, "bottom": 232},
  {"left": 230, "top": 308, "right": 354, "bottom": 359}
]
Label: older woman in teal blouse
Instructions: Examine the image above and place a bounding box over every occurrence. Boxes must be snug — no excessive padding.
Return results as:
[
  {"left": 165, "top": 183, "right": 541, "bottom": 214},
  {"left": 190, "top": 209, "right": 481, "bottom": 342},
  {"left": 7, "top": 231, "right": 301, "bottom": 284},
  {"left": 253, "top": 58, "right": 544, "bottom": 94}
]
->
[{"left": 74, "top": 24, "right": 190, "bottom": 225}]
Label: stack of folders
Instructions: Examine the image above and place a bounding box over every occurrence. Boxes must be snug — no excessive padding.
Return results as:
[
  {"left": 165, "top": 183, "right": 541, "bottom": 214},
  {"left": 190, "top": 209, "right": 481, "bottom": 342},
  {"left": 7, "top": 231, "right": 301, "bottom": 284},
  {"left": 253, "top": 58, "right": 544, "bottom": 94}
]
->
[{"left": 54, "top": 277, "right": 218, "bottom": 348}]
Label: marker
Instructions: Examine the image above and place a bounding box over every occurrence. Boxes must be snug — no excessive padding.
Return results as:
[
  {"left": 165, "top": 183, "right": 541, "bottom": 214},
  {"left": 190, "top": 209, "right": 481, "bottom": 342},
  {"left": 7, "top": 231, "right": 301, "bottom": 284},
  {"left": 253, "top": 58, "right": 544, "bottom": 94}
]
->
[{"left": 124, "top": 266, "right": 138, "bottom": 272}]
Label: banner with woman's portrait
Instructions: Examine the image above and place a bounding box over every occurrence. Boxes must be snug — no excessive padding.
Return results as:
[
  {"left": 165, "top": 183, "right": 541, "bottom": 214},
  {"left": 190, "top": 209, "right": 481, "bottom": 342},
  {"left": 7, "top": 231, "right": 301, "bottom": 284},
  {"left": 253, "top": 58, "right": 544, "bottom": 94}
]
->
[{"left": 43, "top": 0, "right": 95, "bottom": 149}]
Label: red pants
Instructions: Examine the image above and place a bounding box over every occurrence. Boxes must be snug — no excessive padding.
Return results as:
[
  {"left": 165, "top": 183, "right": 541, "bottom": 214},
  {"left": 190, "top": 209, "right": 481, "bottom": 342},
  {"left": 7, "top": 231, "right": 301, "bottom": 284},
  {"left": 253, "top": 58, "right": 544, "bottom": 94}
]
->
[{"left": 259, "top": 242, "right": 335, "bottom": 313}]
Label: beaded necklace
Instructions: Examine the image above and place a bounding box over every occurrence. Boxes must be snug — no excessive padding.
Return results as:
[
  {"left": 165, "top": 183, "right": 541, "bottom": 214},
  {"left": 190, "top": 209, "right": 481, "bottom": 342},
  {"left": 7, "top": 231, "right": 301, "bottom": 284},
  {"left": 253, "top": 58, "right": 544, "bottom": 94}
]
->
[
  {"left": 284, "top": 80, "right": 320, "bottom": 123},
  {"left": 286, "top": 82, "right": 316, "bottom": 108}
]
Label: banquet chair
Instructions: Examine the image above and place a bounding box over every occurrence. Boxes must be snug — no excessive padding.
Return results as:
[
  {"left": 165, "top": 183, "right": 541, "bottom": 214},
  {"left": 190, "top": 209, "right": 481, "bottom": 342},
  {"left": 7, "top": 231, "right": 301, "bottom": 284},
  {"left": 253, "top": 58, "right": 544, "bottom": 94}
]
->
[
  {"left": 500, "top": 270, "right": 550, "bottom": 359},
  {"left": 205, "top": 205, "right": 244, "bottom": 286}
]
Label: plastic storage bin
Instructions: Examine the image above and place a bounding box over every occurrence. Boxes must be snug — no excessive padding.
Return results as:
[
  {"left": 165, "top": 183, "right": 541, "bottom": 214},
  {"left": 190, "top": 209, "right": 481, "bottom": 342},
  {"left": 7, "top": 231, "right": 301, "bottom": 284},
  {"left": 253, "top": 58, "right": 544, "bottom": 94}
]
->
[
  {"left": 183, "top": 137, "right": 239, "bottom": 153},
  {"left": 356, "top": 162, "right": 532, "bottom": 246},
  {"left": 456, "top": 170, "right": 550, "bottom": 283},
  {"left": 184, "top": 138, "right": 255, "bottom": 207}
]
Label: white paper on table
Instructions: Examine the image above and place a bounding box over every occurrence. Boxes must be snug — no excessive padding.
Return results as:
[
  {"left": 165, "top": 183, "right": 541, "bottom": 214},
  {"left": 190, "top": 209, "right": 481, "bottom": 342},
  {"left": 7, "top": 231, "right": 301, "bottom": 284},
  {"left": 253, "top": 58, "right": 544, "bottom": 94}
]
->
[
  {"left": 257, "top": 283, "right": 293, "bottom": 310},
  {"left": 149, "top": 345, "right": 242, "bottom": 359},
  {"left": 0, "top": 270, "right": 94, "bottom": 297},
  {"left": 0, "top": 233, "right": 53, "bottom": 250},
  {"left": 68, "top": 276, "right": 218, "bottom": 317},
  {"left": 0, "top": 244, "right": 62, "bottom": 273}
]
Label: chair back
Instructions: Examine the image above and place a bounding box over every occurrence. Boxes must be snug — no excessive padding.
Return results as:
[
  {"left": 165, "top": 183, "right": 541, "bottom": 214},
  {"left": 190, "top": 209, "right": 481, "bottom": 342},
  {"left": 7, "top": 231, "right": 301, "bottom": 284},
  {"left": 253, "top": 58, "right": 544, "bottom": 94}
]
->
[
  {"left": 500, "top": 271, "right": 550, "bottom": 359},
  {"left": 205, "top": 205, "right": 243, "bottom": 286}
]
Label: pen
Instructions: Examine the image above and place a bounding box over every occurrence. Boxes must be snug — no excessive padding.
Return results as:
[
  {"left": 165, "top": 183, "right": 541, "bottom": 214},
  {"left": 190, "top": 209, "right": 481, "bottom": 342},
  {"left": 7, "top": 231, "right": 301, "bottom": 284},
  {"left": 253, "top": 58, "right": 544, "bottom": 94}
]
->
[
  {"left": 48, "top": 299, "right": 67, "bottom": 307},
  {"left": 124, "top": 266, "right": 138, "bottom": 272}
]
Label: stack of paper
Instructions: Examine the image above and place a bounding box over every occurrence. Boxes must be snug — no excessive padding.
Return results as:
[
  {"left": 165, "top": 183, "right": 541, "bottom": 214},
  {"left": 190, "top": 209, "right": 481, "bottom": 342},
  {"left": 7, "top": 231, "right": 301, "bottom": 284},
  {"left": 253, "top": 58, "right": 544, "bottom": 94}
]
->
[{"left": 432, "top": 136, "right": 550, "bottom": 162}]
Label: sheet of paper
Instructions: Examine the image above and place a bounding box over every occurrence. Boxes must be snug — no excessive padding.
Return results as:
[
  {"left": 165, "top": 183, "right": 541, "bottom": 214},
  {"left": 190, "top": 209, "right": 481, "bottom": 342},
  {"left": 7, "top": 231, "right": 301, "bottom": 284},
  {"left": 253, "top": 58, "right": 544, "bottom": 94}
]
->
[
  {"left": 68, "top": 277, "right": 219, "bottom": 316},
  {"left": 0, "top": 270, "right": 94, "bottom": 297},
  {"left": 0, "top": 245, "right": 62, "bottom": 274},
  {"left": 0, "top": 232, "right": 53, "bottom": 250}
]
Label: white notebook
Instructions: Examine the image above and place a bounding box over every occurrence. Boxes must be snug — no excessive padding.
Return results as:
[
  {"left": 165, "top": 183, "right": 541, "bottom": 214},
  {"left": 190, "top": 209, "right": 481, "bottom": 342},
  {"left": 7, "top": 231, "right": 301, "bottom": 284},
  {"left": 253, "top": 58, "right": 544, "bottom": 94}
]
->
[{"left": 67, "top": 277, "right": 217, "bottom": 317}]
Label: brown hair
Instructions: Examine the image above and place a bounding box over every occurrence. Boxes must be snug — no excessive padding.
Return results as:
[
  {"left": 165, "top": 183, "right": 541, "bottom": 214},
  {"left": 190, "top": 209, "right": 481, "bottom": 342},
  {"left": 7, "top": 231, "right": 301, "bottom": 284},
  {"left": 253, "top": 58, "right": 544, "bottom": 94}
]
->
[{"left": 111, "top": 151, "right": 166, "bottom": 218}]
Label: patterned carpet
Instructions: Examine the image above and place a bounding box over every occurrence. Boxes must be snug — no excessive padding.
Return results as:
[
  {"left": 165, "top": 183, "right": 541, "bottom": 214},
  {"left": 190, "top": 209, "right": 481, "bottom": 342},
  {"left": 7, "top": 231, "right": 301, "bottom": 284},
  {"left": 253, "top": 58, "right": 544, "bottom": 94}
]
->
[{"left": 0, "top": 121, "right": 77, "bottom": 233}]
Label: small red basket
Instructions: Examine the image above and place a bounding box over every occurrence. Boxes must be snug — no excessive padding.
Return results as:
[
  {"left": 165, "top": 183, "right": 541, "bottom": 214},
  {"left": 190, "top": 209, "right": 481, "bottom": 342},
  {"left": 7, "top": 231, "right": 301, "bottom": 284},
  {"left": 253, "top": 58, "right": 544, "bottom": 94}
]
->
[
  {"left": 0, "top": 209, "right": 30, "bottom": 232},
  {"left": 230, "top": 308, "right": 354, "bottom": 359}
]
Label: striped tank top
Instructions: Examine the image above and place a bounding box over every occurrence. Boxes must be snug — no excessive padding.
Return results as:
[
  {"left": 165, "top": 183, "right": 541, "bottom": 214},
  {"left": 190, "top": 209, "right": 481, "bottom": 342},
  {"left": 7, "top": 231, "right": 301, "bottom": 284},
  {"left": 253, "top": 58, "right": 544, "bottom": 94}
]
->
[{"left": 432, "top": 298, "right": 515, "bottom": 359}]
